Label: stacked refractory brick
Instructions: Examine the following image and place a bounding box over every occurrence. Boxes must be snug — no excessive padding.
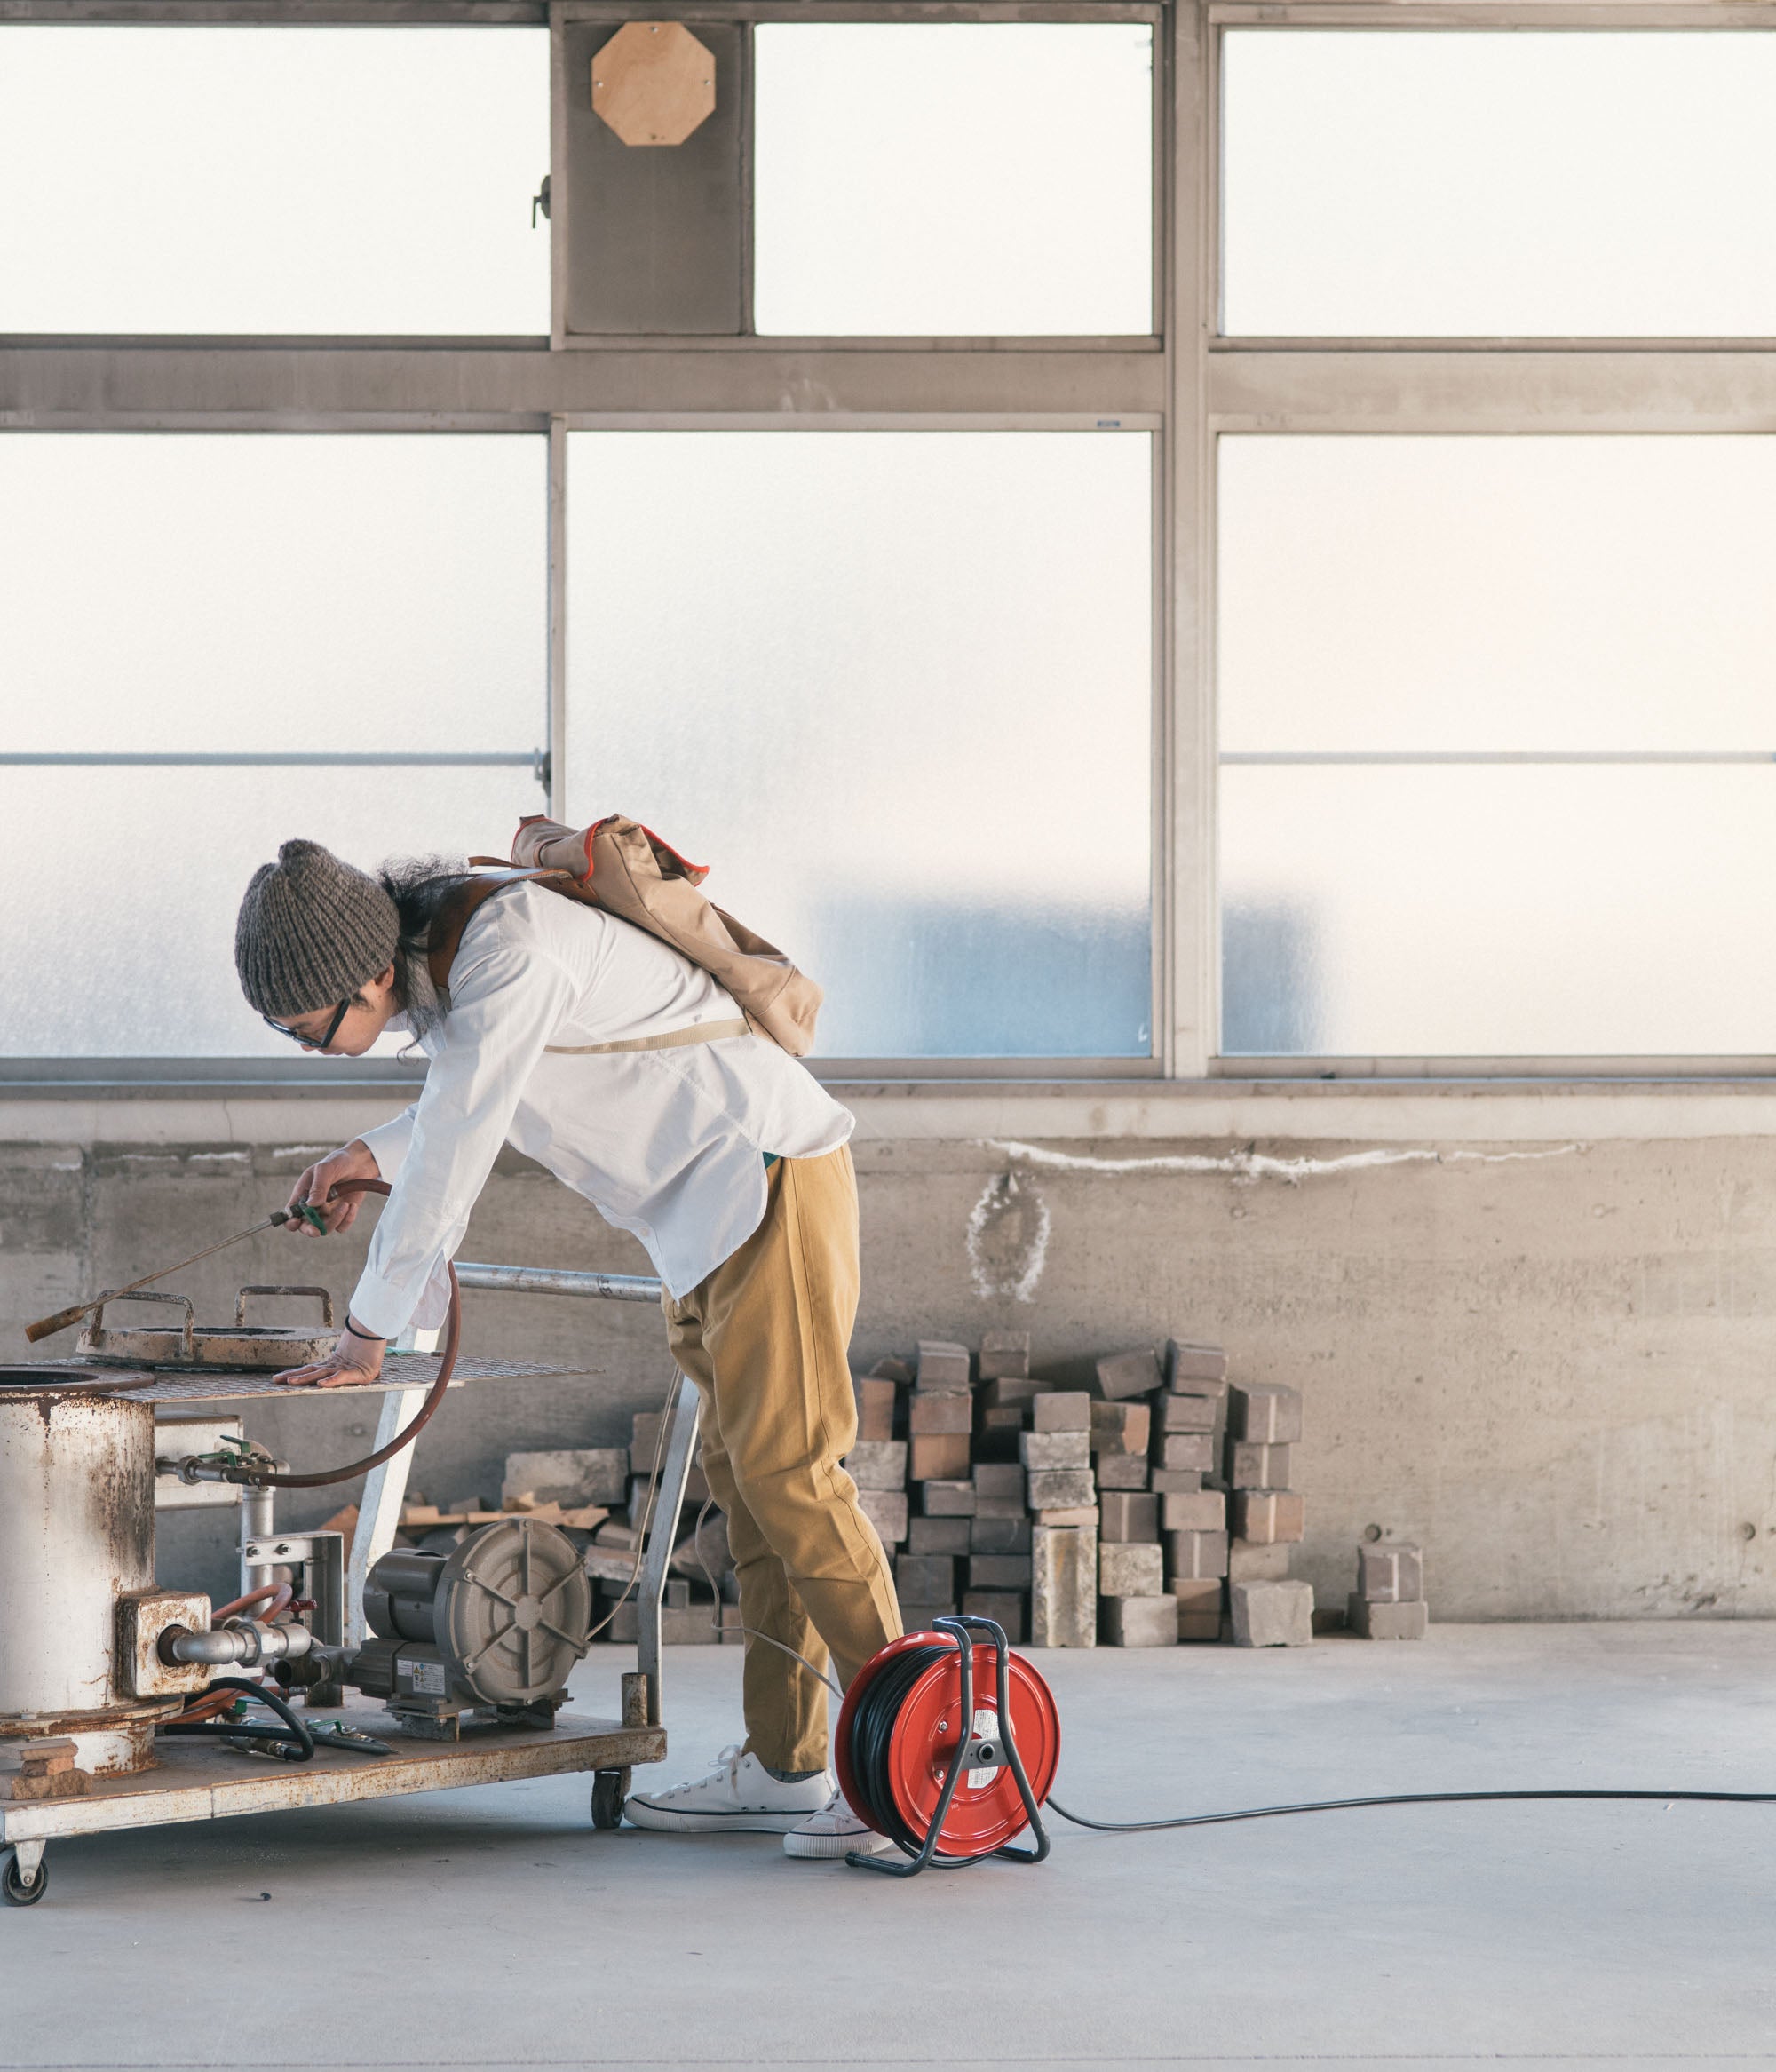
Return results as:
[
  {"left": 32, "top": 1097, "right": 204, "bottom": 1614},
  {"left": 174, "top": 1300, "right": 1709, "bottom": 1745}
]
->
[
  {"left": 1349, "top": 1542, "right": 1428, "bottom": 1639},
  {"left": 844, "top": 1333, "right": 1313, "bottom": 1648}
]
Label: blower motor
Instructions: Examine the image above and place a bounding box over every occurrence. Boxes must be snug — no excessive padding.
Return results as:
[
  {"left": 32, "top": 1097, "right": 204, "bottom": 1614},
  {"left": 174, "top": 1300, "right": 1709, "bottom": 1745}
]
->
[{"left": 344, "top": 1518, "right": 592, "bottom": 1735}]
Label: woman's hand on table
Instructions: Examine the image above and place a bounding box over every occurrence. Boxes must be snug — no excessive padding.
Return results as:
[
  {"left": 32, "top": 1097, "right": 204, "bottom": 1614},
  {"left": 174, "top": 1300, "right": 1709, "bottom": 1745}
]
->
[{"left": 275, "top": 1322, "right": 386, "bottom": 1389}]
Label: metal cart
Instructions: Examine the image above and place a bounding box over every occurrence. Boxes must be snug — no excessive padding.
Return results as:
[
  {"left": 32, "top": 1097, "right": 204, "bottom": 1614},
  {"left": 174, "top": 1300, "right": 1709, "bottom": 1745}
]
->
[{"left": 2, "top": 1265, "right": 700, "bottom": 1904}]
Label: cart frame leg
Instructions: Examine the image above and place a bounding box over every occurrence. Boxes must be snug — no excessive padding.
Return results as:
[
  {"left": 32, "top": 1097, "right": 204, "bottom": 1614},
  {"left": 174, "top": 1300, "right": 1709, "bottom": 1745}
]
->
[
  {"left": 346, "top": 1385, "right": 428, "bottom": 1646},
  {"left": 635, "top": 1373, "right": 700, "bottom": 1728}
]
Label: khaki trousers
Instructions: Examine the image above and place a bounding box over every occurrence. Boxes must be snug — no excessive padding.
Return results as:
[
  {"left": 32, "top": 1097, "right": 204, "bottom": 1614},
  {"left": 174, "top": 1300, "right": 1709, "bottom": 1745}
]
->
[{"left": 662, "top": 1143, "right": 902, "bottom": 1774}]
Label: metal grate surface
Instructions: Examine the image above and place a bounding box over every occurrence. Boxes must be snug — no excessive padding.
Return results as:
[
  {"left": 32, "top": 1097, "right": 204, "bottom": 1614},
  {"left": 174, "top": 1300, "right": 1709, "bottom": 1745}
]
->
[{"left": 28, "top": 1356, "right": 575, "bottom": 1407}]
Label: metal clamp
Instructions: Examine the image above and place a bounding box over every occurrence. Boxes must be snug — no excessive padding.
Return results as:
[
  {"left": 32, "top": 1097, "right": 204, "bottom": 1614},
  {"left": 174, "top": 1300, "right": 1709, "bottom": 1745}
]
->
[
  {"left": 88, "top": 1290, "right": 195, "bottom": 1361},
  {"left": 236, "top": 1284, "right": 335, "bottom": 1328}
]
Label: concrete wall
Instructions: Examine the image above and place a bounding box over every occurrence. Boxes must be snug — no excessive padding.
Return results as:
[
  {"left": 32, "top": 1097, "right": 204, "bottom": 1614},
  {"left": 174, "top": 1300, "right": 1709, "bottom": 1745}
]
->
[{"left": 6, "top": 1084, "right": 1776, "bottom": 1619}]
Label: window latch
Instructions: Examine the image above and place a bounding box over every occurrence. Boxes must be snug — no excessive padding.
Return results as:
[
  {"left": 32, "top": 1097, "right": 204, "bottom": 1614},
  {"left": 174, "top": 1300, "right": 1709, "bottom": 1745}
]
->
[{"left": 531, "top": 175, "right": 551, "bottom": 229}]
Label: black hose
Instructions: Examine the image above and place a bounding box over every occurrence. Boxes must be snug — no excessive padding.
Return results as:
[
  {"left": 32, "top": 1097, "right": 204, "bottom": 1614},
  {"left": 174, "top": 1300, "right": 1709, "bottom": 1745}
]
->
[
  {"left": 845, "top": 1642, "right": 955, "bottom": 1857},
  {"left": 160, "top": 1678, "right": 315, "bottom": 1763},
  {"left": 1046, "top": 1785, "right": 1776, "bottom": 1834}
]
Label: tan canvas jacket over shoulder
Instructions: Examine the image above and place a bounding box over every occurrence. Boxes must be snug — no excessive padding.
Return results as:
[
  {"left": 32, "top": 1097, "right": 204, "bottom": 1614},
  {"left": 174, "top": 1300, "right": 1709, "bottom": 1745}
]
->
[{"left": 461, "top": 814, "right": 823, "bottom": 1057}]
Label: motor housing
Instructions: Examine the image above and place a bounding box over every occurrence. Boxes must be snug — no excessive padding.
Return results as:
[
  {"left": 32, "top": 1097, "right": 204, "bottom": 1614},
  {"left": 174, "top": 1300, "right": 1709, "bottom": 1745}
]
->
[{"left": 351, "top": 1518, "right": 591, "bottom": 1735}]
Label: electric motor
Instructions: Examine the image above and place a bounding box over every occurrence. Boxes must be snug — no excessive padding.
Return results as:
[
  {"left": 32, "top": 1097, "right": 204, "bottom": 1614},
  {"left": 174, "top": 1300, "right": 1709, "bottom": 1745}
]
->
[{"left": 351, "top": 1517, "right": 591, "bottom": 1725}]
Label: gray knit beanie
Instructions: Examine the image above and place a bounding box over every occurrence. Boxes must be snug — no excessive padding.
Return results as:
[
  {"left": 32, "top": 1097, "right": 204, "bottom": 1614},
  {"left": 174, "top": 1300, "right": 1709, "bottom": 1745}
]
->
[{"left": 235, "top": 839, "right": 401, "bottom": 1019}]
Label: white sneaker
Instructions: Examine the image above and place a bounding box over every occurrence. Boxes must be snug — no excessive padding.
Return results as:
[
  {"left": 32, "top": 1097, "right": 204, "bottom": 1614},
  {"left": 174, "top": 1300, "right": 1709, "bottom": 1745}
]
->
[
  {"left": 623, "top": 1746, "right": 833, "bottom": 1835},
  {"left": 782, "top": 1784, "right": 902, "bottom": 1860}
]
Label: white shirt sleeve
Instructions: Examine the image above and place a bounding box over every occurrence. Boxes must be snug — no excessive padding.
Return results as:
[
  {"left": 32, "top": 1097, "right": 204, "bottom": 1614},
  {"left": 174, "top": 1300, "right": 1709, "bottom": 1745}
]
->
[
  {"left": 347, "top": 909, "right": 579, "bottom": 1342},
  {"left": 358, "top": 1104, "right": 418, "bottom": 1181}
]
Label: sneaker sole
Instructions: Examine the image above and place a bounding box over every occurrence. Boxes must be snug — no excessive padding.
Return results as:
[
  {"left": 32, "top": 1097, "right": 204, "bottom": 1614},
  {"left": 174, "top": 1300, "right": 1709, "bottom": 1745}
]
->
[
  {"left": 622, "top": 1802, "right": 814, "bottom": 1835},
  {"left": 782, "top": 1828, "right": 900, "bottom": 1860}
]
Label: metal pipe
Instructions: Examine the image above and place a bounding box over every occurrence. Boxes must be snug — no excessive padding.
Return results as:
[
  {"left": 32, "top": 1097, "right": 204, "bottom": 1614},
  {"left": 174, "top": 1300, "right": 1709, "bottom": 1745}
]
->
[
  {"left": 242, "top": 1484, "right": 276, "bottom": 1600},
  {"left": 452, "top": 1262, "right": 663, "bottom": 1304},
  {"left": 165, "top": 1620, "right": 316, "bottom": 1668}
]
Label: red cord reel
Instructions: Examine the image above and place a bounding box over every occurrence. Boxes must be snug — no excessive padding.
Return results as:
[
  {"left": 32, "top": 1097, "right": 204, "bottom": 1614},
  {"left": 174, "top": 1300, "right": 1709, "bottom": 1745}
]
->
[{"left": 836, "top": 1627, "right": 1061, "bottom": 1864}]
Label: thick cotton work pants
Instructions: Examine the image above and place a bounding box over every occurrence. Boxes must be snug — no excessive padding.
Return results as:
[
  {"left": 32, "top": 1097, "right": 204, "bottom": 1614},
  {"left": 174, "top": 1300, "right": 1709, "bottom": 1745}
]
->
[{"left": 662, "top": 1144, "right": 902, "bottom": 1774}]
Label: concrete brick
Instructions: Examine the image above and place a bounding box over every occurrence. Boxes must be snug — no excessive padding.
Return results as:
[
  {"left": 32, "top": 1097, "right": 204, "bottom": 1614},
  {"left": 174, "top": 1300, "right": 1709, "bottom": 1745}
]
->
[
  {"left": 909, "top": 1391, "right": 973, "bottom": 1434},
  {"left": 973, "top": 1462, "right": 1027, "bottom": 1516},
  {"left": 503, "top": 1449, "right": 628, "bottom": 1509},
  {"left": 870, "top": 1355, "right": 916, "bottom": 1385},
  {"left": 1099, "top": 1491, "right": 1160, "bottom": 1543},
  {"left": 1231, "top": 1382, "right": 1303, "bottom": 1445},
  {"left": 1161, "top": 1489, "right": 1227, "bottom": 1535},
  {"left": 1158, "top": 1391, "right": 1219, "bottom": 1433},
  {"left": 1098, "top": 1540, "right": 1164, "bottom": 1597},
  {"left": 916, "top": 1340, "right": 972, "bottom": 1391},
  {"left": 1100, "top": 1595, "right": 1178, "bottom": 1647},
  {"left": 970, "top": 1553, "right": 1033, "bottom": 1590},
  {"left": 1168, "top": 1576, "right": 1223, "bottom": 1618},
  {"left": 1226, "top": 1441, "right": 1290, "bottom": 1490},
  {"left": 1020, "top": 1428, "right": 1090, "bottom": 1471},
  {"left": 1155, "top": 1432, "right": 1215, "bottom": 1474},
  {"left": 970, "top": 1515, "right": 1032, "bottom": 1554},
  {"left": 910, "top": 1433, "right": 971, "bottom": 1481},
  {"left": 920, "top": 1479, "right": 975, "bottom": 1516},
  {"left": 978, "top": 1329, "right": 1031, "bottom": 1380},
  {"left": 1230, "top": 1579, "right": 1314, "bottom": 1647},
  {"left": 857, "top": 1489, "right": 908, "bottom": 1545},
  {"left": 981, "top": 1376, "right": 1044, "bottom": 1410},
  {"left": 1177, "top": 1612, "right": 1222, "bottom": 1642},
  {"left": 977, "top": 1404, "right": 1026, "bottom": 1442},
  {"left": 1030, "top": 1525, "right": 1097, "bottom": 1647},
  {"left": 855, "top": 1376, "right": 898, "bottom": 1441},
  {"left": 1033, "top": 1391, "right": 1091, "bottom": 1433},
  {"left": 1228, "top": 1537, "right": 1291, "bottom": 1582},
  {"left": 1090, "top": 1401, "right": 1152, "bottom": 1457},
  {"left": 895, "top": 1553, "right": 955, "bottom": 1602},
  {"left": 630, "top": 1412, "right": 662, "bottom": 1460},
  {"left": 1166, "top": 1530, "right": 1229, "bottom": 1579},
  {"left": 1095, "top": 1454, "right": 1150, "bottom": 1491},
  {"left": 1233, "top": 1489, "right": 1305, "bottom": 1545},
  {"left": 845, "top": 1440, "right": 908, "bottom": 1491},
  {"left": 1149, "top": 1468, "right": 1201, "bottom": 1495},
  {"left": 1166, "top": 1340, "right": 1229, "bottom": 1388},
  {"left": 1358, "top": 1543, "right": 1425, "bottom": 1604},
  {"left": 1026, "top": 1467, "right": 1095, "bottom": 1511},
  {"left": 1349, "top": 1594, "right": 1430, "bottom": 1639},
  {"left": 1097, "top": 1347, "right": 1164, "bottom": 1401},
  {"left": 963, "top": 1591, "right": 1027, "bottom": 1643},
  {"left": 1035, "top": 1504, "right": 1099, "bottom": 1528},
  {"left": 908, "top": 1514, "right": 971, "bottom": 1556},
  {"left": 899, "top": 1602, "right": 955, "bottom": 1631}
]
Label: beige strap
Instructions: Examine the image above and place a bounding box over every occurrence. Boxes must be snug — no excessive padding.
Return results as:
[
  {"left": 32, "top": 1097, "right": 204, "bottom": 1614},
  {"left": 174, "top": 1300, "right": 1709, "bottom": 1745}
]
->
[{"left": 544, "top": 1016, "right": 750, "bottom": 1058}]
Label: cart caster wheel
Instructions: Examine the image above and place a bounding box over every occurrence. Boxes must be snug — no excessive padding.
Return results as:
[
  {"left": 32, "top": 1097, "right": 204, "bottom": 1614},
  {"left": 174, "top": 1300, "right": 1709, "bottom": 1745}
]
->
[
  {"left": 3, "top": 1852, "right": 47, "bottom": 1908},
  {"left": 591, "top": 1768, "right": 630, "bottom": 1830}
]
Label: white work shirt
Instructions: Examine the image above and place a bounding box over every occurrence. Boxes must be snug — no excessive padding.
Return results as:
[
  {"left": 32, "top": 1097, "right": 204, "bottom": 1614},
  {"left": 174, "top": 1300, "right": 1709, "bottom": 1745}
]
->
[{"left": 348, "top": 883, "right": 852, "bottom": 1338}]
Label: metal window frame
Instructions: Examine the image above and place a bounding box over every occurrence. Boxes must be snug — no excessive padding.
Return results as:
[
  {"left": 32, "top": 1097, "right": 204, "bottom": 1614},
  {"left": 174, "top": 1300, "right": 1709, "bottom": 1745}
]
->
[
  {"left": 0, "top": 0, "right": 1171, "bottom": 1084},
  {"left": 1198, "top": 0, "right": 1776, "bottom": 1080}
]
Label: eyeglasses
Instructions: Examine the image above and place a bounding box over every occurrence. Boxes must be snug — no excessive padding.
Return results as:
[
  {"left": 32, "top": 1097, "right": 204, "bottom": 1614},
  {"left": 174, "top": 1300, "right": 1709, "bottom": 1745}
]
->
[{"left": 262, "top": 998, "right": 352, "bottom": 1052}]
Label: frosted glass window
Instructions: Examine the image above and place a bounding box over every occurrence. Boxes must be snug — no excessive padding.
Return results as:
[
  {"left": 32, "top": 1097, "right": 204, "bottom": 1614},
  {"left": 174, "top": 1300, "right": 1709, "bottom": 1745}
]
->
[
  {"left": 0, "top": 433, "right": 548, "bottom": 1058},
  {"left": 1217, "top": 436, "right": 1776, "bottom": 1057},
  {"left": 1221, "top": 767, "right": 1776, "bottom": 1058},
  {"left": 1219, "top": 437, "right": 1776, "bottom": 755},
  {"left": 0, "top": 767, "right": 543, "bottom": 1059},
  {"left": 1223, "top": 32, "right": 1776, "bottom": 337},
  {"left": 566, "top": 431, "right": 1153, "bottom": 1059},
  {"left": 0, "top": 27, "right": 548, "bottom": 334},
  {"left": 1, "top": 436, "right": 547, "bottom": 753},
  {"left": 754, "top": 25, "right": 1154, "bottom": 337}
]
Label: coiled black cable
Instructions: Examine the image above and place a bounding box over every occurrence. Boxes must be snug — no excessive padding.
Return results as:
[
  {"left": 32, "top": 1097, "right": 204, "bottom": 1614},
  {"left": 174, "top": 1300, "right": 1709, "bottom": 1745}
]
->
[
  {"left": 846, "top": 1643, "right": 967, "bottom": 1858},
  {"left": 159, "top": 1678, "right": 315, "bottom": 1764}
]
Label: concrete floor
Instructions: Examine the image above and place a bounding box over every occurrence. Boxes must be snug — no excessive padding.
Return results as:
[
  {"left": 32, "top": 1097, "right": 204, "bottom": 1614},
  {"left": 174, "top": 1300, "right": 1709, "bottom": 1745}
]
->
[{"left": 3, "top": 1626, "right": 1774, "bottom": 2072}]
